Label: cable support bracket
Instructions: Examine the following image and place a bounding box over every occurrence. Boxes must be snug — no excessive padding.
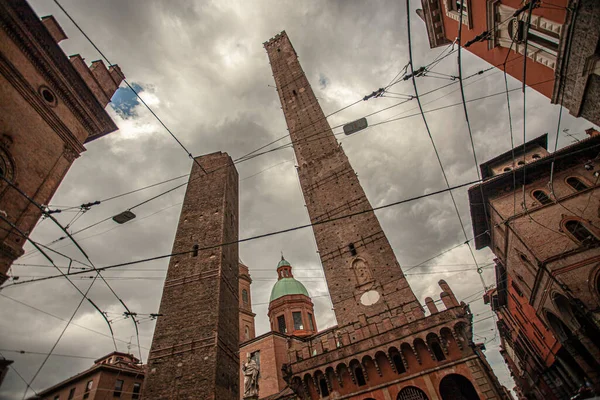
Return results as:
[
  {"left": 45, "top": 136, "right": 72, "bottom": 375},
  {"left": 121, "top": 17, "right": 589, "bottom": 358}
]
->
[{"left": 363, "top": 88, "right": 385, "bottom": 101}]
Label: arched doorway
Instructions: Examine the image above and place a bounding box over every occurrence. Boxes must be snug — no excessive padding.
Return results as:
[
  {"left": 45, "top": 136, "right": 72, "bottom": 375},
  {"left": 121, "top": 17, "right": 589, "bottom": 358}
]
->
[
  {"left": 439, "top": 374, "right": 479, "bottom": 400},
  {"left": 397, "top": 386, "right": 429, "bottom": 400}
]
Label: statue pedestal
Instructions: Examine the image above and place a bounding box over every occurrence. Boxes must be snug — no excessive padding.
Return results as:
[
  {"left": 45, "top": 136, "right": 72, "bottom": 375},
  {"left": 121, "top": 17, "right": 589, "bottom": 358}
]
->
[{"left": 243, "top": 396, "right": 258, "bottom": 400}]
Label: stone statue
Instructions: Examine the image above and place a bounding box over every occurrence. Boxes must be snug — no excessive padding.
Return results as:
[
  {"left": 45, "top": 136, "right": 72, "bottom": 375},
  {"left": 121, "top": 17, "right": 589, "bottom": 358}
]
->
[{"left": 242, "top": 353, "right": 260, "bottom": 399}]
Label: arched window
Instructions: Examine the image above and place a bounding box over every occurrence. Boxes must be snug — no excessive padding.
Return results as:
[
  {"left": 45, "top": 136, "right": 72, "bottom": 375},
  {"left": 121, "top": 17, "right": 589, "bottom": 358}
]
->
[
  {"left": 532, "top": 154, "right": 541, "bottom": 160},
  {"left": 517, "top": 160, "right": 525, "bottom": 166},
  {"left": 503, "top": 167, "right": 511, "bottom": 172},
  {"left": 564, "top": 220, "right": 599, "bottom": 246},
  {"left": 392, "top": 353, "right": 406, "bottom": 373},
  {"left": 397, "top": 386, "right": 428, "bottom": 400},
  {"left": 318, "top": 377, "right": 329, "bottom": 396},
  {"left": 353, "top": 366, "right": 366, "bottom": 386},
  {"left": 244, "top": 326, "right": 250, "bottom": 341},
  {"left": 532, "top": 190, "right": 552, "bottom": 205},
  {"left": 566, "top": 177, "right": 588, "bottom": 192},
  {"left": 242, "top": 289, "right": 249, "bottom": 306}
]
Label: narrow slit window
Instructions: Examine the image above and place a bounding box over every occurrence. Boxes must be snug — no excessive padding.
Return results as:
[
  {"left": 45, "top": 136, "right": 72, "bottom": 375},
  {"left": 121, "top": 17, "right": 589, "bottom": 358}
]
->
[
  {"left": 293, "top": 311, "right": 303, "bottom": 330},
  {"left": 319, "top": 378, "right": 330, "bottom": 396},
  {"left": 113, "top": 379, "right": 124, "bottom": 397},
  {"left": 277, "top": 315, "right": 287, "bottom": 334},
  {"left": 348, "top": 243, "right": 357, "bottom": 256},
  {"left": 192, "top": 244, "right": 199, "bottom": 257},
  {"left": 132, "top": 383, "right": 141, "bottom": 399},
  {"left": 308, "top": 313, "right": 315, "bottom": 331},
  {"left": 354, "top": 366, "right": 366, "bottom": 386}
]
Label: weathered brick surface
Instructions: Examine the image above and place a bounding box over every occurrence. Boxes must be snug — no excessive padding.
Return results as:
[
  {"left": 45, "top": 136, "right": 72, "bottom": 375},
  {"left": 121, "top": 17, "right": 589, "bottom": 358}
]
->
[
  {"left": 262, "top": 31, "right": 507, "bottom": 400},
  {"left": 264, "top": 31, "right": 422, "bottom": 330},
  {"left": 144, "top": 153, "right": 239, "bottom": 399},
  {"left": 471, "top": 133, "right": 600, "bottom": 395}
]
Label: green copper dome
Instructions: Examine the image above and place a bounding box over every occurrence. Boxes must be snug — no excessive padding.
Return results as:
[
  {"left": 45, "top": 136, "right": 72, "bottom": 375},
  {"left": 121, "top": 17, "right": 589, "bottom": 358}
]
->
[
  {"left": 269, "top": 278, "right": 310, "bottom": 302},
  {"left": 277, "top": 258, "right": 291, "bottom": 268}
]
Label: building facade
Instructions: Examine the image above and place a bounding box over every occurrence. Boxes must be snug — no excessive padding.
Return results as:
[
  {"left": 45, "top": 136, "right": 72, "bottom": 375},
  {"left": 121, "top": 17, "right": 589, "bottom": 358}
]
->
[
  {"left": 418, "top": 0, "right": 600, "bottom": 126},
  {"left": 30, "top": 352, "right": 144, "bottom": 400},
  {"left": 239, "top": 257, "right": 317, "bottom": 399},
  {"left": 143, "top": 152, "right": 240, "bottom": 400},
  {"left": 249, "top": 30, "right": 509, "bottom": 400},
  {"left": 469, "top": 130, "right": 600, "bottom": 397},
  {"left": 0, "top": 0, "right": 124, "bottom": 285}
]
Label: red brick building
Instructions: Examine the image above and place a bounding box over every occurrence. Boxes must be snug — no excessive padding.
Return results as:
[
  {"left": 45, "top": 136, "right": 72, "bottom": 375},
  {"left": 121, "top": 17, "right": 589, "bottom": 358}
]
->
[
  {"left": 267, "top": 257, "right": 317, "bottom": 338},
  {"left": 417, "top": 0, "right": 600, "bottom": 126},
  {"left": 236, "top": 30, "right": 509, "bottom": 400},
  {"left": 469, "top": 130, "right": 600, "bottom": 397},
  {"left": 239, "top": 257, "right": 317, "bottom": 399},
  {"left": 29, "top": 352, "right": 144, "bottom": 400},
  {"left": 0, "top": 0, "right": 124, "bottom": 285}
]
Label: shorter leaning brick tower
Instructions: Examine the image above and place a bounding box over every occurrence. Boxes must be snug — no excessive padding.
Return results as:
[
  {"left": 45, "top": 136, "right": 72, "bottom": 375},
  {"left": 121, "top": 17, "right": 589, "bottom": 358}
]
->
[
  {"left": 143, "top": 152, "right": 240, "bottom": 400},
  {"left": 260, "top": 31, "right": 509, "bottom": 400}
]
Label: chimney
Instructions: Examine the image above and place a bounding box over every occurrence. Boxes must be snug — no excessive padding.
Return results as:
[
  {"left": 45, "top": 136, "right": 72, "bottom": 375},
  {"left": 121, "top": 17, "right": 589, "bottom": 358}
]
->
[
  {"left": 41, "top": 16, "right": 67, "bottom": 43},
  {"left": 425, "top": 297, "right": 439, "bottom": 314},
  {"left": 585, "top": 127, "right": 600, "bottom": 137}
]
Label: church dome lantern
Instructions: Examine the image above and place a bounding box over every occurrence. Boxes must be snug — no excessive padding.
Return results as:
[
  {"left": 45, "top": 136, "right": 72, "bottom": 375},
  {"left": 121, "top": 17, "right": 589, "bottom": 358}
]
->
[{"left": 268, "top": 256, "right": 317, "bottom": 337}]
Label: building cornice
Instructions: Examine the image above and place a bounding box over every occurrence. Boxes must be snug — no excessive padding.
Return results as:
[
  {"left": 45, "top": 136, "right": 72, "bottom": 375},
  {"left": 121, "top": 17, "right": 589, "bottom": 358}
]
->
[
  {"left": 34, "top": 363, "right": 144, "bottom": 397},
  {"left": 469, "top": 134, "right": 600, "bottom": 249},
  {"left": 0, "top": 0, "right": 118, "bottom": 143}
]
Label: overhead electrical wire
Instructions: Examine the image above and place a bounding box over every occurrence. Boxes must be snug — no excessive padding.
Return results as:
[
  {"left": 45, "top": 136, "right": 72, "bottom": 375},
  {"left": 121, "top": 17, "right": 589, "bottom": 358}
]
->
[
  {"left": 0, "top": 293, "right": 150, "bottom": 351},
  {"left": 1, "top": 176, "right": 144, "bottom": 370},
  {"left": 0, "top": 213, "right": 117, "bottom": 351},
  {"left": 456, "top": 0, "right": 492, "bottom": 290},
  {"left": 405, "top": 0, "right": 487, "bottom": 290},
  {"left": 3, "top": 178, "right": 485, "bottom": 288},
  {"left": 53, "top": 0, "right": 207, "bottom": 175},
  {"left": 17, "top": 69, "right": 585, "bottom": 266},
  {"left": 21, "top": 272, "right": 97, "bottom": 399}
]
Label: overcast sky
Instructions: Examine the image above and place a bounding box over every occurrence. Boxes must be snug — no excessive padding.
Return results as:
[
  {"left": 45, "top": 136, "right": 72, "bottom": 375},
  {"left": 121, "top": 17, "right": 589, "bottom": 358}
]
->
[{"left": 1, "top": 0, "right": 597, "bottom": 398}]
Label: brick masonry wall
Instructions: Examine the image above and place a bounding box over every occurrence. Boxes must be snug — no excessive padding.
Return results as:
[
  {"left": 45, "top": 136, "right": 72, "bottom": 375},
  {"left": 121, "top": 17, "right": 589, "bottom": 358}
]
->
[
  {"left": 264, "top": 31, "right": 422, "bottom": 330},
  {"left": 238, "top": 333, "right": 294, "bottom": 400},
  {"left": 483, "top": 140, "right": 600, "bottom": 389},
  {"left": 144, "top": 152, "right": 239, "bottom": 399}
]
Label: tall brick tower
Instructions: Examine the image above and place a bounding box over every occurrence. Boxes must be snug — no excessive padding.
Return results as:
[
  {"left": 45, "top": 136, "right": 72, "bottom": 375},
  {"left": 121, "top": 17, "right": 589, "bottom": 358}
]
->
[
  {"left": 260, "top": 31, "right": 508, "bottom": 400},
  {"left": 144, "top": 152, "right": 239, "bottom": 400},
  {"left": 264, "top": 32, "right": 423, "bottom": 328}
]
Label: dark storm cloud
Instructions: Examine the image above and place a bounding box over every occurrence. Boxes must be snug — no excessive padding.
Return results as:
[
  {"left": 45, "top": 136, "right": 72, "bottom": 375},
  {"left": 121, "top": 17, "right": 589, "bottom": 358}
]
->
[{"left": 1, "top": 0, "right": 596, "bottom": 398}]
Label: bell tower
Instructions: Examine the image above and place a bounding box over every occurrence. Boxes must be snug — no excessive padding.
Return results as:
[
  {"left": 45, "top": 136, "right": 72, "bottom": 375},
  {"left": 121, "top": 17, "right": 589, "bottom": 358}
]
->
[{"left": 264, "top": 32, "right": 423, "bottom": 329}]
